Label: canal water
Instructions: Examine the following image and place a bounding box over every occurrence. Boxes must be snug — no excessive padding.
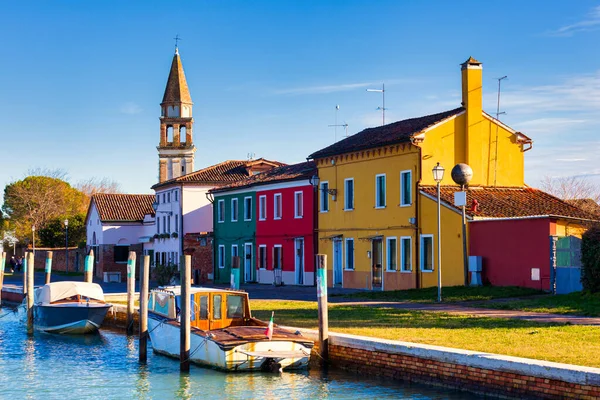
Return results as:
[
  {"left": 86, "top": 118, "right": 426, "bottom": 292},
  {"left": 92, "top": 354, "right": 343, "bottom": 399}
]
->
[{"left": 0, "top": 309, "right": 480, "bottom": 399}]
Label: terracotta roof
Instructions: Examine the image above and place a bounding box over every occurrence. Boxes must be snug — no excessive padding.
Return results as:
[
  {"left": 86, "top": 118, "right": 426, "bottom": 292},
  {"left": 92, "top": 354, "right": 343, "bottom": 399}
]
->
[
  {"left": 462, "top": 56, "right": 481, "bottom": 66},
  {"left": 566, "top": 198, "right": 600, "bottom": 216},
  {"left": 151, "top": 158, "right": 286, "bottom": 190},
  {"left": 162, "top": 51, "right": 192, "bottom": 105},
  {"left": 91, "top": 194, "right": 155, "bottom": 222},
  {"left": 420, "top": 186, "right": 598, "bottom": 221},
  {"left": 211, "top": 161, "right": 317, "bottom": 193},
  {"left": 308, "top": 107, "right": 464, "bottom": 159}
]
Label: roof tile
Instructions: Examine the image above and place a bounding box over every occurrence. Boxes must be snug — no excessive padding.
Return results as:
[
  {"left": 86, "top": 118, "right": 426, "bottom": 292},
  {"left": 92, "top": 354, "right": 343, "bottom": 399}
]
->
[
  {"left": 92, "top": 194, "right": 155, "bottom": 222},
  {"left": 211, "top": 161, "right": 316, "bottom": 192}
]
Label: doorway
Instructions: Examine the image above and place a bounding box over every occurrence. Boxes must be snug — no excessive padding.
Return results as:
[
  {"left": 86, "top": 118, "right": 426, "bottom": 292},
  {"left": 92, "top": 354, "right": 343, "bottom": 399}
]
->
[
  {"left": 244, "top": 243, "right": 253, "bottom": 283},
  {"left": 372, "top": 238, "right": 383, "bottom": 289},
  {"left": 295, "top": 238, "right": 304, "bottom": 285},
  {"left": 333, "top": 239, "right": 343, "bottom": 286}
]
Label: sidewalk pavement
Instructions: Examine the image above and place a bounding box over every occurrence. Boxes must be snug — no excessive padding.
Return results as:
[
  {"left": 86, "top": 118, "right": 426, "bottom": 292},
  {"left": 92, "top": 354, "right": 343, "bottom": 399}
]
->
[{"left": 3, "top": 273, "right": 599, "bottom": 326}]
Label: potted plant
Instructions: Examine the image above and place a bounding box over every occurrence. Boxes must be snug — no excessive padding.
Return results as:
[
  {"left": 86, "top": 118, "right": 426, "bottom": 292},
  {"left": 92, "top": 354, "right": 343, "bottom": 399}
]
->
[{"left": 171, "top": 232, "right": 178, "bottom": 239}]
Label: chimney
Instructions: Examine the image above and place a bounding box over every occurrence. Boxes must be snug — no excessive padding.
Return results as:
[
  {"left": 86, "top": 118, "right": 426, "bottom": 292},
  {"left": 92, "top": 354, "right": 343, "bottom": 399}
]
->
[{"left": 461, "top": 56, "right": 483, "bottom": 172}]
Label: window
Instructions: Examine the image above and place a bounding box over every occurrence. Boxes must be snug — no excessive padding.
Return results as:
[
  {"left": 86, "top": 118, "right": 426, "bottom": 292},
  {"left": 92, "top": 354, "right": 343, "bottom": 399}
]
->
[
  {"left": 114, "top": 245, "right": 129, "bottom": 263},
  {"left": 199, "top": 296, "right": 208, "bottom": 320},
  {"left": 218, "top": 245, "right": 225, "bottom": 268},
  {"left": 274, "top": 193, "right": 282, "bottom": 219},
  {"left": 320, "top": 181, "right": 329, "bottom": 212},
  {"left": 259, "top": 195, "right": 267, "bottom": 221},
  {"left": 420, "top": 235, "right": 434, "bottom": 272},
  {"left": 227, "top": 295, "right": 245, "bottom": 318},
  {"left": 213, "top": 294, "right": 222, "bottom": 319},
  {"left": 157, "top": 217, "right": 160, "bottom": 234},
  {"left": 217, "top": 200, "right": 225, "bottom": 223},
  {"left": 231, "top": 244, "right": 238, "bottom": 259},
  {"left": 344, "top": 178, "right": 354, "bottom": 210},
  {"left": 400, "top": 170, "right": 412, "bottom": 206},
  {"left": 156, "top": 194, "right": 160, "bottom": 204},
  {"left": 174, "top": 190, "right": 178, "bottom": 202},
  {"left": 273, "top": 245, "right": 282, "bottom": 269},
  {"left": 167, "top": 215, "right": 171, "bottom": 233},
  {"left": 259, "top": 245, "right": 267, "bottom": 269},
  {"left": 386, "top": 237, "right": 397, "bottom": 271},
  {"left": 376, "top": 174, "right": 386, "bottom": 208},
  {"left": 162, "top": 216, "right": 167, "bottom": 233},
  {"left": 167, "top": 192, "right": 171, "bottom": 203},
  {"left": 231, "top": 198, "right": 239, "bottom": 222},
  {"left": 174, "top": 214, "right": 178, "bottom": 233},
  {"left": 244, "top": 197, "right": 252, "bottom": 221},
  {"left": 162, "top": 193, "right": 166, "bottom": 203},
  {"left": 294, "top": 191, "right": 303, "bottom": 218},
  {"left": 401, "top": 237, "right": 412, "bottom": 272},
  {"left": 345, "top": 238, "right": 354, "bottom": 270}
]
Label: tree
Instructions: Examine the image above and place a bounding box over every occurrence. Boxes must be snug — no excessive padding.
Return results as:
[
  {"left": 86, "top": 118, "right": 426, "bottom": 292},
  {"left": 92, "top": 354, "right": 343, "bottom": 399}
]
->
[
  {"left": 581, "top": 225, "right": 600, "bottom": 293},
  {"left": 540, "top": 176, "right": 600, "bottom": 215},
  {"left": 2, "top": 176, "right": 86, "bottom": 242},
  {"left": 75, "top": 177, "right": 122, "bottom": 198},
  {"left": 38, "top": 214, "right": 86, "bottom": 248}
]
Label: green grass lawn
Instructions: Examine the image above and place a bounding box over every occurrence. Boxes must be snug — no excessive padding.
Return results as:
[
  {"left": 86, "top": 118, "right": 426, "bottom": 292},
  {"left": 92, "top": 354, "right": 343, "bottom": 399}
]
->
[
  {"left": 335, "top": 285, "right": 543, "bottom": 303},
  {"left": 475, "top": 291, "right": 600, "bottom": 317},
  {"left": 250, "top": 300, "right": 600, "bottom": 368}
]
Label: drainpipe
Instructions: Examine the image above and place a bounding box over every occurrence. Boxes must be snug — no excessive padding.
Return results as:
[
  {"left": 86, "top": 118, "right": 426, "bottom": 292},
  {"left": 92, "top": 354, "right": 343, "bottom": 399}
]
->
[
  {"left": 414, "top": 144, "right": 422, "bottom": 289},
  {"left": 307, "top": 157, "right": 319, "bottom": 287}
]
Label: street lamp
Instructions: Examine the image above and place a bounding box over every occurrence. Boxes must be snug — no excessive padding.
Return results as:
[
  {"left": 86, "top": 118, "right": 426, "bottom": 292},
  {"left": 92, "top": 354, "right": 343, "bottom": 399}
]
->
[
  {"left": 64, "top": 219, "right": 69, "bottom": 274},
  {"left": 432, "top": 162, "right": 445, "bottom": 302}
]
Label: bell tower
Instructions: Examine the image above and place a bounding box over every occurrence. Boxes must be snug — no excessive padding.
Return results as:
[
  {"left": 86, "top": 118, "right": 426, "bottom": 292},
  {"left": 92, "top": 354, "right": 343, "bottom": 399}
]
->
[{"left": 158, "top": 47, "right": 196, "bottom": 183}]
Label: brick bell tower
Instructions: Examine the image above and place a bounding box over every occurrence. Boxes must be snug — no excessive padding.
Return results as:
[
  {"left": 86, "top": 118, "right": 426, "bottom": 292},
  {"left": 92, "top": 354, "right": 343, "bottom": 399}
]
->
[{"left": 158, "top": 47, "right": 196, "bottom": 183}]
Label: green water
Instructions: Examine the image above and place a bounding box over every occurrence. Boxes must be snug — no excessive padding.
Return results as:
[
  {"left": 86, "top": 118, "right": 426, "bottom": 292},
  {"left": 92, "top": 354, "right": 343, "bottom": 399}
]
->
[{"left": 0, "top": 310, "right": 480, "bottom": 399}]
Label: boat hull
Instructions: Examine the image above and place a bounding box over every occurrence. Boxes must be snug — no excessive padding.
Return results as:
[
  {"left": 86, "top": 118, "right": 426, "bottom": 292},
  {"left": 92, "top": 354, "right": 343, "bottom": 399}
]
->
[
  {"left": 34, "top": 303, "right": 111, "bottom": 334},
  {"left": 148, "top": 315, "right": 311, "bottom": 372}
]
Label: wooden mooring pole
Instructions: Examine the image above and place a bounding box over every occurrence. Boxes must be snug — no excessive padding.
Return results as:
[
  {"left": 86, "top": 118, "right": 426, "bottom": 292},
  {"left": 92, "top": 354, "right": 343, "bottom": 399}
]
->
[
  {"left": 0, "top": 252, "right": 5, "bottom": 307},
  {"left": 139, "top": 255, "right": 150, "bottom": 362},
  {"left": 316, "top": 254, "right": 329, "bottom": 364},
  {"left": 180, "top": 255, "right": 191, "bottom": 372},
  {"left": 84, "top": 249, "right": 94, "bottom": 283},
  {"left": 126, "top": 251, "right": 136, "bottom": 335},
  {"left": 27, "top": 252, "right": 35, "bottom": 335},
  {"left": 22, "top": 252, "right": 28, "bottom": 298},
  {"left": 45, "top": 251, "right": 53, "bottom": 284}
]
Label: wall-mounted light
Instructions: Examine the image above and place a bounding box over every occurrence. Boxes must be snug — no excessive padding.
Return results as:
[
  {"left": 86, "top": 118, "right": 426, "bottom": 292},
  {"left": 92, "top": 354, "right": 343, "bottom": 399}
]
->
[{"left": 309, "top": 174, "right": 337, "bottom": 198}]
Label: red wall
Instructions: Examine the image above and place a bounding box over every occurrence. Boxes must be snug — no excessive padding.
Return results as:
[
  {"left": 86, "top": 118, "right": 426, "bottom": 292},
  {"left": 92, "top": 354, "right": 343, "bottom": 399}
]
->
[
  {"left": 469, "top": 218, "right": 551, "bottom": 290},
  {"left": 256, "top": 184, "right": 315, "bottom": 276}
]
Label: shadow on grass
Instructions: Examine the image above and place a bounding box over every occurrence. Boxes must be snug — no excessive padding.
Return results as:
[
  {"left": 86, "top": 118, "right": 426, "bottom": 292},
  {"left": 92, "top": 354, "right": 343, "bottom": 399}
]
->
[
  {"left": 253, "top": 305, "right": 568, "bottom": 330},
  {"left": 483, "top": 291, "right": 600, "bottom": 317}
]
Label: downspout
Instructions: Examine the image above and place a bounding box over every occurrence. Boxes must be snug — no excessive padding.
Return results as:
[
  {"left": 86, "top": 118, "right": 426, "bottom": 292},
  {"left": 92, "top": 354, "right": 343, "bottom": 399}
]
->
[
  {"left": 206, "top": 189, "right": 216, "bottom": 283},
  {"left": 414, "top": 143, "right": 422, "bottom": 289},
  {"left": 307, "top": 157, "right": 318, "bottom": 287}
]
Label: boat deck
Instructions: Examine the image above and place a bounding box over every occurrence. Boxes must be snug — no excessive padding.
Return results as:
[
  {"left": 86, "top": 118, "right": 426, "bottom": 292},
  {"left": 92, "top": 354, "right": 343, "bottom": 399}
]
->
[{"left": 185, "top": 324, "right": 313, "bottom": 348}]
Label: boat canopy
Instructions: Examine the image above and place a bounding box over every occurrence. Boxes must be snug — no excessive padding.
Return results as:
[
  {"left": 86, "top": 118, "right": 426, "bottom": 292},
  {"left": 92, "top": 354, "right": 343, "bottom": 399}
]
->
[{"left": 35, "top": 281, "right": 105, "bottom": 305}]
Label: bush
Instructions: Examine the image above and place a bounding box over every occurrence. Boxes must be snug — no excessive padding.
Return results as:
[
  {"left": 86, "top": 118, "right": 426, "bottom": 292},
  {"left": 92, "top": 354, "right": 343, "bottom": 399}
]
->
[
  {"left": 152, "top": 263, "right": 178, "bottom": 286},
  {"left": 171, "top": 232, "right": 178, "bottom": 238},
  {"left": 581, "top": 225, "right": 600, "bottom": 293}
]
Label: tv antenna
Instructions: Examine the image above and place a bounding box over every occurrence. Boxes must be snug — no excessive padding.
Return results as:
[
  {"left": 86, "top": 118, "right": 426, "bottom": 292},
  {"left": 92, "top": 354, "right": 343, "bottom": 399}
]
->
[
  {"left": 328, "top": 105, "right": 348, "bottom": 142},
  {"left": 247, "top": 152, "right": 255, "bottom": 160},
  {"left": 367, "top": 83, "right": 386, "bottom": 125},
  {"left": 493, "top": 76, "right": 508, "bottom": 186}
]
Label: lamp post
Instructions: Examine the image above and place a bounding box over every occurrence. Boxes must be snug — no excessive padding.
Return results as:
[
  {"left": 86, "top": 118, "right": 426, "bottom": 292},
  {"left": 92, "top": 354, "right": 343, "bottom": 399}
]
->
[
  {"left": 32, "top": 225, "right": 36, "bottom": 257},
  {"left": 64, "top": 219, "right": 69, "bottom": 274},
  {"left": 432, "top": 163, "right": 445, "bottom": 302}
]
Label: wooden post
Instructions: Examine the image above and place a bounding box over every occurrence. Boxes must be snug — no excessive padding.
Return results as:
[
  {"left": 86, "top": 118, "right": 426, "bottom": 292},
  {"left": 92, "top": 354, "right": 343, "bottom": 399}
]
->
[
  {"left": 45, "top": 251, "right": 53, "bottom": 284},
  {"left": 180, "top": 254, "right": 191, "bottom": 372},
  {"left": 230, "top": 256, "right": 240, "bottom": 290},
  {"left": 139, "top": 255, "right": 150, "bottom": 362},
  {"left": 126, "top": 251, "right": 136, "bottom": 335},
  {"left": 0, "top": 252, "right": 5, "bottom": 307},
  {"left": 84, "top": 249, "right": 95, "bottom": 283},
  {"left": 27, "top": 252, "right": 35, "bottom": 335},
  {"left": 316, "top": 254, "right": 329, "bottom": 364},
  {"left": 22, "top": 252, "right": 28, "bottom": 297}
]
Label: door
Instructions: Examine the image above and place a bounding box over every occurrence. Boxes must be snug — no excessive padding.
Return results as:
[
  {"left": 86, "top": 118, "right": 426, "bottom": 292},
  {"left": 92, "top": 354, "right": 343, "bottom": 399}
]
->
[
  {"left": 244, "top": 243, "right": 253, "bottom": 283},
  {"left": 295, "top": 238, "right": 304, "bottom": 285},
  {"left": 333, "top": 239, "right": 343, "bottom": 286},
  {"left": 372, "top": 239, "right": 383, "bottom": 289},
  {"left": 553, "top": 236, "right": 583, "bottom": 294}
]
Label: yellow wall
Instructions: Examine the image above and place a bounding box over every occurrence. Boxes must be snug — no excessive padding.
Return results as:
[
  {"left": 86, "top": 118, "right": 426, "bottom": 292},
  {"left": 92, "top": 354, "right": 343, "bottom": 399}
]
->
[{"left": 554, "top": 220, "right": 587, "bottom": 238}]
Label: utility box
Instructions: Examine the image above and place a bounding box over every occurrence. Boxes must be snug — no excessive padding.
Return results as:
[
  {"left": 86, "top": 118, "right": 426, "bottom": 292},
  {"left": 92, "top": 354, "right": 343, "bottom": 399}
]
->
[
  {"left": 454, "top": 191, "right": 467, "bottom": 207},
  {"left": 468, "top": 256, "right": 482, "bottom": 286}
]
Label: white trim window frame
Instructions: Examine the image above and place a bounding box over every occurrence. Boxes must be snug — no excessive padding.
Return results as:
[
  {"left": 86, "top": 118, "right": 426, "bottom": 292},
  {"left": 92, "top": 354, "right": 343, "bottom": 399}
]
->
[
  {"left": 231, "top": 198, "right": 239, "bottom": 222},
  {"left": 400, "top": 236, "right": 412, "bottom": 272},
  {"left": 244, "top": 196, "right": 252, "bottom": 221},
  {"left": 274, "top": 193, "right": 282, "bottom": 220},
  {"left": 400, "top": 170, "right": 412, "bottom": 207},
  {"left": 386, "top": 237, "right": 398, "bottom": 271},
  {"left": 273, "top": 245, "right": 282, "bottom": 269},
  {"left": 258, "top": 245, "right": 267, "bottom": 270},
  {"left": 320, "top": 181, "right": 329, "bottom": 212},
  {"left": 375, "top": 174, "right": 386, "bottom": 209},
  {"left": 344, "top": 238, "right": 355, "bottom": 270},
  {"left": 217, "top": 199, "right": 225, "bottom": 223},
  {"left": 259, "top": 195, "right": 267, "bottom": 221},
  {"left": 420, "top": 234, "right": 434, "bottom": 272},
  {"left": 344, "top": 178, "right": 354, "bottom": 211},
  {"left": 218, "top": 245, "right": 225, "bottom": 269},
  {"left": 294, "top": 191, "right": 303, "bottom": 218},
  {"left": 231, "top": 244, "right": 238, "bottom": 259}
]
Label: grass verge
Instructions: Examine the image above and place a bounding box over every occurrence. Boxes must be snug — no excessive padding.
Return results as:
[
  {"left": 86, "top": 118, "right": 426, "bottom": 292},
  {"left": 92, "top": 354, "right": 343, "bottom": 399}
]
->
[
  {"left": 334, "top": 285, "right": 543, "bottom": 303},
  {"left": 250, "top": 300, "right": 600, "bottom": 368},
  {"left": 474, "top": 292, "right": 600, "bottom": 317}
]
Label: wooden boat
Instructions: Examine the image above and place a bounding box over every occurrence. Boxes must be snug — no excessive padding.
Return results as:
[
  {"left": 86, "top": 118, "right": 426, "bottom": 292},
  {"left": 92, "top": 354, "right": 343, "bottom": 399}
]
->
[
  {"left": 31, "top": 281, "right": 111, "bottom": 334},
  {"left": 147, "top": 287, "right": 313, "bottom": 372}
]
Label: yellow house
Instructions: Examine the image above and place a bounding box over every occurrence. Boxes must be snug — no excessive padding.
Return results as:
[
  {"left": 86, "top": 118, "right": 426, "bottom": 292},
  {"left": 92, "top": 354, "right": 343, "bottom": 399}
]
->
[{"left": 308, "top": 57, "right": 540, "bottom": 290}]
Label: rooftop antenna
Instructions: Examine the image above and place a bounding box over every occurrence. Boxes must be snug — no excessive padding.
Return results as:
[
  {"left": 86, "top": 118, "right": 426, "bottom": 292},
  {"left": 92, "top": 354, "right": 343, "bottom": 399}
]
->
[
  {"left": 328, "top": 122, "right": 349, "bottom": 141},
  {"left": 247, "top": 152, "right": 255, "bottom": 160},
  {"left": 174, "top": 34, "right": 182, "bottom": 53},
  {"left": 493, "top": 76, "right": 508, "bottom": 186},
  {"left": 328, "top": 105, "right": 349, "bottom": 142},
  {"left": 367, "top": 83, "right": 386, "bottom": 125}
]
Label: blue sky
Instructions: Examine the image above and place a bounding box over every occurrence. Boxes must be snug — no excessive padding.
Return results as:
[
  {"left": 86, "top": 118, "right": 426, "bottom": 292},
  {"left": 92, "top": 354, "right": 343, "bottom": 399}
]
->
[{"left": 1, "top": 1, "right": 599, "bottom": 201}]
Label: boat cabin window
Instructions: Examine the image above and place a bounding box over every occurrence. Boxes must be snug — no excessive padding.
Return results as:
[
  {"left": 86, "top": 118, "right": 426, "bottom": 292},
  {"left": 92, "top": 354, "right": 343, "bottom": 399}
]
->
[
  {"left": 213, "top": 294, "right": 222, "bottom": 319},
  {"left": 227, "top": 295, "right": 245, "bottom": 319},
  {"left": 199, "top": 295, "right": 208, "bottom": 320}
]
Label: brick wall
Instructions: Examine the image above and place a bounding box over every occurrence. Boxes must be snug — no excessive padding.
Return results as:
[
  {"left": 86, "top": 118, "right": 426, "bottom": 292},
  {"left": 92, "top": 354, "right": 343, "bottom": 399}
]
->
[
  {"left": 298, "top": 329, "right": 600, "bottom": 400},
  {"left": 31, "top": 247, "right": 86, "bottom": 273},
  {"left": 183, "top": 232, "right": 213, "bottom": 284},
  {"left": 96, "top": 244, "right": 143, "bottom": 282}
]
